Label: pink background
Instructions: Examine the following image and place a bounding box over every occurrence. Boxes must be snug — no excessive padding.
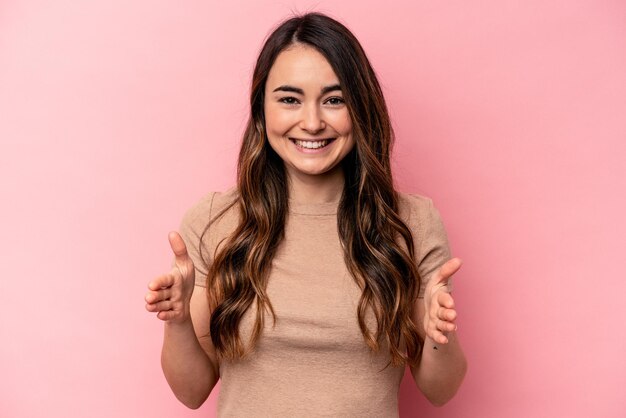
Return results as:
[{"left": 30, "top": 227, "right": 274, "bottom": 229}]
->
[{"left": 1, "top": 1, "right": 625, "bottom": 417}]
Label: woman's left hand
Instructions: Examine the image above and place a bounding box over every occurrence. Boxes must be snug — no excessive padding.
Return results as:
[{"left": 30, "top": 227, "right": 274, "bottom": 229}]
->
[{"left": 423, "top": 257, "right": 462, "bottom": 344}]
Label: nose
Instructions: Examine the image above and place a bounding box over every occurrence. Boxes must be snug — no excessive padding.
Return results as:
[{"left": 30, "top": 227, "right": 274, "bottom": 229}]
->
[{"left": 299, "top": 102, "right": 326, "bottom": 133}]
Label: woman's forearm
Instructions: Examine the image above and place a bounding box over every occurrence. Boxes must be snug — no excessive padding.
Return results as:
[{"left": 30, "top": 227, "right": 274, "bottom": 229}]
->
[
  {"left": 411, "top": 331, "right": 467, "bottom": 406},
  {"left": 161, "top": 319, "right": 218, "bottom": 409}
]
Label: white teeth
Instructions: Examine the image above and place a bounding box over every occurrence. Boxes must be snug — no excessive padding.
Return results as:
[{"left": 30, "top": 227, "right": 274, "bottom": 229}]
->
[{"left": 294, "top": 139, "right": 330, "bottom": 149}]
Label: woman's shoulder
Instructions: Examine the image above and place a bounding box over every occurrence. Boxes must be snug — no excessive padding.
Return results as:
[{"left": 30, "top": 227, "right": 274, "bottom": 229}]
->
[
  {"left": 180, "top": 186, "right": 240, "bottom": 231},
  {"left": 396, "top": 191, "right": 452, "bottom": 292},
  {"left": 395, "top": 190, "right": 450, "bottom": 242},
  {"left": 397, "top": 190, "right": 434, "bottom": 206},
  {"left": 396, "top": 190, "right": 438, "bottom": 222}
]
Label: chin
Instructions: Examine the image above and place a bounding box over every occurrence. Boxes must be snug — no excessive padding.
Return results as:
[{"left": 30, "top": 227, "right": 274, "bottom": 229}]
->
[{"left": 287, "top": 162, "right": 338, "bottom": 177}]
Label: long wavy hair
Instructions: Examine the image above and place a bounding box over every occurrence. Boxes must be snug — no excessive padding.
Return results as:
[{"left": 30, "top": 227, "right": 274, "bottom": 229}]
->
[{"left": 199, "top": 12, "right": 423, "bottom": 368}]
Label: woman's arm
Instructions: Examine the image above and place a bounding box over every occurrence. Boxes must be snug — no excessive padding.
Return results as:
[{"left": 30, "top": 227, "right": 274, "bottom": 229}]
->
[
  {"left": 160, "top": 286, "right": 220, "bottom": 409},
  {"left": 146, "top": 232, "right": 220, "bottom": 409},
  {"left": 410, "top": 258, "right": 468, "bottom": 406}
]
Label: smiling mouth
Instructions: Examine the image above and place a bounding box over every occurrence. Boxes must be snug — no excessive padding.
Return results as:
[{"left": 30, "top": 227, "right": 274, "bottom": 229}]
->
[{"left": 289, "top": 138, "right": 336, "bottom": 149}]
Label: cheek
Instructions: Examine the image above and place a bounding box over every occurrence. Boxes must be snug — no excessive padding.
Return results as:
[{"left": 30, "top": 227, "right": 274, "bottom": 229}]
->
[
  {"left": 263, "top": 103, "right": 276, "bottom": 132},
  {"left": 340, "top": 114, "right": 355, "bottom": 150},
  {"left": 332, "top": 110, "right": 353, "bottom": 136},
  {"left": 264, "top": 103, "right": 293, "bottom": 135},
  {"left": 344, "top": 119, "right": 353, "bottom": 137},
  {"left": 264, "top": 104, "right": 288, "bottom": 154}
]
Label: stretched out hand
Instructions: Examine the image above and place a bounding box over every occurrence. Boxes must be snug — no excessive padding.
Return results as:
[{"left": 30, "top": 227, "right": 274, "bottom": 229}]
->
[
  {"left": 423, "top": 258, "right": 462, "bottom": 345},
  {"left": 144, "top": 231, "right": 196, "bottom": 323}
]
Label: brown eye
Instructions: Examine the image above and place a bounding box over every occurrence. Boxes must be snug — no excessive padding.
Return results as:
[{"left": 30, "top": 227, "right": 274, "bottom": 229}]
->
[
  {"left": 279, "top": 97, "right": 299, "bottom": 105},
  {"left": 326, "top": 97, "right": 345, "bottom": 106}
]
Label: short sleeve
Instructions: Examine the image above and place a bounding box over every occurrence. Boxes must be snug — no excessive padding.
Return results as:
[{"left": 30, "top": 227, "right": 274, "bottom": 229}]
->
[
  {"left": 176, "top": 192, "right": 217, "bottom": 287},
  {"left": 407, "top": 195, "right": 453, "bottom": 297}
]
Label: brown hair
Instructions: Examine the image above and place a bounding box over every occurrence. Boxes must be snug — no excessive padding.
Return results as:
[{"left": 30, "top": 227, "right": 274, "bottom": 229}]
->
[{"left": 200, "top": 12, "right": 423, "bottom": 368}]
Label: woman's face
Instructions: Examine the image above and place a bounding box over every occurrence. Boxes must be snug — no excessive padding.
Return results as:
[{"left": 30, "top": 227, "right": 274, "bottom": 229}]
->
[{"left": 264, "top": 43, "right": 354, "bottom": 181}]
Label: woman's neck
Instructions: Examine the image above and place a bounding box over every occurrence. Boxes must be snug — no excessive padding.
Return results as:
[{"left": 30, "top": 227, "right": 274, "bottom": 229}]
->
[{"left": 286, "top": 167, "right": 344, "bottom": 204}]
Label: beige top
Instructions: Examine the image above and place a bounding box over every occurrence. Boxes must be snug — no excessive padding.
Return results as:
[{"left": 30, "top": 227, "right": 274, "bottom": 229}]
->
[{"left": 178, "top": 186, "right": 452, "bottom": 417}]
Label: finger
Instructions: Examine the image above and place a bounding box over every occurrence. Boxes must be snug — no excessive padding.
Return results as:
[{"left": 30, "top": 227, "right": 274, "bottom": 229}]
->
[
  {"left": 437, "top": 291, "right": 455, "bottom": 309},
  {"left": 436, "top": 317, "right": 457, "bottom": 332},
  {"left": 148, "top": 273, "right": 175, "bottom": 291},
  {"left": 145, "top": 288, "right": 172, "bottom": 304},
  {"left": 433, "top": 257, "right": 462, "bottom": 285},
  {"left": 429, "top": 328, "right": 449, "bottom": 345},
  {"left": 145, "top": 300, "right": 173, "bottom": 313},
  {"left": 437, "top": 333, "right": 449, "bottom": 344},
  {"left": 437, "top": 306, "right": 457, "bottom": 322},
  {"left": 428, "top": 293, "right": 453, "bottom": 315},
  {"left": 157, "top": 310, "right": 180, "bottom": 321},
  {"left": 168, "top": 231, "right": 190, "bottom": 266},
  {"left": 427, "top": 318, "right": 451, "bottom": 340}
]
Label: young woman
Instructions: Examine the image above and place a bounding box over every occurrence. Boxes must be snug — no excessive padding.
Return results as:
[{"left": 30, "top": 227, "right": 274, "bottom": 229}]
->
[{"left": 145, "top": 12, "right": 467, "bottom": 416}]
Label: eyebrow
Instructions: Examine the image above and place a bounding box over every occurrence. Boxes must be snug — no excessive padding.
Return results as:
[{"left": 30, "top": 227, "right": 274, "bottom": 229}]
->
[{"left": 272, "top": 84, "right": 342, "bottom": 95}]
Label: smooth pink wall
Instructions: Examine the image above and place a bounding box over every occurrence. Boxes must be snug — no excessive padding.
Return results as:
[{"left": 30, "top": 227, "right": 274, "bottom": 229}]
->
[{"left": 1, "top": 1, "right": 624, "bottom": 417}]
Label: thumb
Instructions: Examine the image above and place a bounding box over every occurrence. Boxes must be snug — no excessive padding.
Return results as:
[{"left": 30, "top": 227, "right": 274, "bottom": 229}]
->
[
  {"left": 434, "top": 257, "right": 462, "bottom": 285},
  {"left": 168, "top": 231, "right": 190, "bottom": 266}
]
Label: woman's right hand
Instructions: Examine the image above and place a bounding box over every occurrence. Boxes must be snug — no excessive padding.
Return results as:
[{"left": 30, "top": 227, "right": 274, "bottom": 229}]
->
[{"left": 145, "top": 231, "right": 196, "bottom": 324}]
